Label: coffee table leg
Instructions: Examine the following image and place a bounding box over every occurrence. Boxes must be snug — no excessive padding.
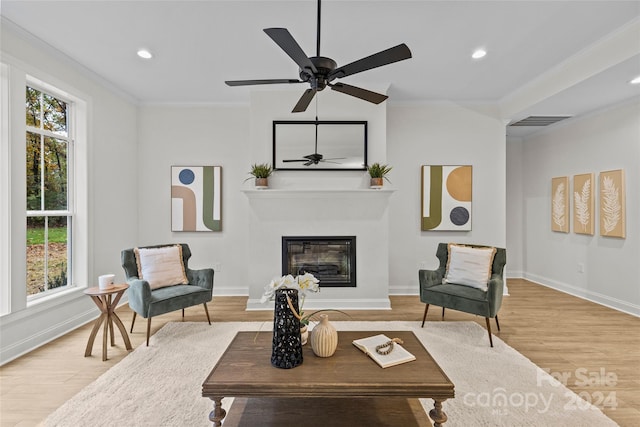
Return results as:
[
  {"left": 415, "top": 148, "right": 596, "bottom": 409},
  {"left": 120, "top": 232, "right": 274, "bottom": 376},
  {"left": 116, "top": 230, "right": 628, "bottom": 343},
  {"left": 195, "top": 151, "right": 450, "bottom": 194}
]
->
[
  {"left": 429, "top": 399, "right": 448, "bottom": 427},
  {"left": 208, "top": 397, "right": 226, "bottom": 427}
]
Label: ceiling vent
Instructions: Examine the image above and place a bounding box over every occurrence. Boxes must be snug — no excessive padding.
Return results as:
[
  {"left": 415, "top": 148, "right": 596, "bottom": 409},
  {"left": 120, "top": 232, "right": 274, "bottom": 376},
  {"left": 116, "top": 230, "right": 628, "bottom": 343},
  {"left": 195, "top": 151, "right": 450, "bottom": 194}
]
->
[{"left": 509, "top": 116, "right": 572, "bottom": 127}]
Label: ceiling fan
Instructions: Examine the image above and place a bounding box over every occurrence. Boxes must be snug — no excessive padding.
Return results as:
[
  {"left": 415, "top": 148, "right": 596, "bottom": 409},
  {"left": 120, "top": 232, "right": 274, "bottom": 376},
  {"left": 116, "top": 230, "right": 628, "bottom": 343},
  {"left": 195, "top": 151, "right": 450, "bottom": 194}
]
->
[
  {"left": 282, "top": 119, "right": 345, "bottom": 166},
  {"left": 225, "top": 0, "right": 412, "bottom": 113}
]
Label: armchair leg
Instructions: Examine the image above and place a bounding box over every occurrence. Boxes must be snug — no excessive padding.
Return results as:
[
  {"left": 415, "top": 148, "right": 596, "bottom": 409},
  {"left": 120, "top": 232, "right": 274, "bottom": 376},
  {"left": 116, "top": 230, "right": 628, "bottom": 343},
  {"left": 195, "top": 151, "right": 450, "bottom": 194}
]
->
[
  {"left": 442, "top": 307, "right": 445, "bottom": 320},
  {"left": 485, "top": 318, "right": 494, "bottom": 348},
  {"left": 421, "top": 304, "right": 430, "bottom": 328},
  {"left": 130, "top": 312, "right": 137, "bottom": 333},
  {"left": 203, "top": 303, "right": 211, "bottom": 325},
  {"left": 146, "top": 317, "right": 152, "bottom": 347},
  {"left": 182, "top": 308, "right": 185, "bottom": 320},
  {"left": 495, "top": 315, "right": 500, "bottom": 331}
]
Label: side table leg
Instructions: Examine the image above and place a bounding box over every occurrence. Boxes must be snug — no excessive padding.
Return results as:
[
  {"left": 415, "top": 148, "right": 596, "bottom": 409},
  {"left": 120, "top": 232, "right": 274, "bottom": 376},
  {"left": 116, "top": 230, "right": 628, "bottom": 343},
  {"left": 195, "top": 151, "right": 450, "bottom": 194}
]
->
[
  {"left": 84, "top": 313, "right": 106, "bottom": 357},
  {"left": 429, "top": 399, "right": 448, "bottom": 427},
  {"left": 208, "top": 397, "right": 226, "bottom": 427},
  {"left": 102, "top": 311, "right": 109, "bottom": 361},
  {"left": 112, "top": 312, "right": 133, "bottom": 350},
  {"left": 108, "top": 313, "right": 116, "bottom": 346}
]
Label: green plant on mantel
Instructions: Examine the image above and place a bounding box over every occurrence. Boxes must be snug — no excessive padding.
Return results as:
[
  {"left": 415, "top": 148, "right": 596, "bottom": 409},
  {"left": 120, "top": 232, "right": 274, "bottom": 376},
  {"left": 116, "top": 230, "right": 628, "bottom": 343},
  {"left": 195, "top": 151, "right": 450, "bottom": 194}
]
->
[
  {"left": 245, "top": 163, "right": 273, "bottom": 181},
  {"left": 367, "top": 162, "right": 392, "bottom": 183}
]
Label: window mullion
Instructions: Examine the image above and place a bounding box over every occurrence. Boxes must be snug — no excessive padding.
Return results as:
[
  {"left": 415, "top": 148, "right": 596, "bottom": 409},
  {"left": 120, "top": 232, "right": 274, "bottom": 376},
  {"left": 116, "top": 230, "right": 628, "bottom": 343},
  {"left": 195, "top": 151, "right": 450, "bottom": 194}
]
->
[
  {"left": 26, "top": 125, "right": 71, "bottom": 142},
  {"left": 44, "top": 216, "right": 49, "bottom": 291}
]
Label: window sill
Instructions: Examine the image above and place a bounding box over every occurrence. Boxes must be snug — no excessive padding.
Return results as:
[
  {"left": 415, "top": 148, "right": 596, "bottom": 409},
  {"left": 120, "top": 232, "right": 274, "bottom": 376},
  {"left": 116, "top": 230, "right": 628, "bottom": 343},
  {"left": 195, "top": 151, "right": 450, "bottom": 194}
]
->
[{"left": 1, "top": 286, "right": 87, "bottom": 326}]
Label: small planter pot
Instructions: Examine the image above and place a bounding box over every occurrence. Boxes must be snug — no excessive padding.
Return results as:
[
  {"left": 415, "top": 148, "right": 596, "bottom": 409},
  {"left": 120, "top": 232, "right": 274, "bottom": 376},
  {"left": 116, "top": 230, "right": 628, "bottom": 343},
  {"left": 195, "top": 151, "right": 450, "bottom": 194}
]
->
[
  {"left": 370, "top": 177, "right": 384, "bottom": 188},
  {"left": 255, "top": 178, "right": 269, "bottom": 189}
]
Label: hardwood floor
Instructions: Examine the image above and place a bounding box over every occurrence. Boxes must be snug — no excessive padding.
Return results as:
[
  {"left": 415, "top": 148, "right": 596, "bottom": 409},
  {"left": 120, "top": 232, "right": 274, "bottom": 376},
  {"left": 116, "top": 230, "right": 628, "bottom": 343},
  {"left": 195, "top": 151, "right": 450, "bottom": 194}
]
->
[{"left": 0, "top": 278, "right": 638, "bottom": 426}]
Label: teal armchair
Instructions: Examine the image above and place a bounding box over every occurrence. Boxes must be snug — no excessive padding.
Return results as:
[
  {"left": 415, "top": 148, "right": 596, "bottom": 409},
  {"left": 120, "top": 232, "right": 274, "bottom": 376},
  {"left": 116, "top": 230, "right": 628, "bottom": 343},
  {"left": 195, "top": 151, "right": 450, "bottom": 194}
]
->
[
  {"left": 121, "top": 243, "right": 214, "bottom": 346},
  {"left": 419, "top": 243, "right": 506, "bottom": 347}
]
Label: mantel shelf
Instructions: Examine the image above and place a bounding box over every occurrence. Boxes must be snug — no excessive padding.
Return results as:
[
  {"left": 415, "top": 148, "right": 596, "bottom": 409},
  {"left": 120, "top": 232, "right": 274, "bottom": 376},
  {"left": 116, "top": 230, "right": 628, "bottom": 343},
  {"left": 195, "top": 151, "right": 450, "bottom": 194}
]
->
[{"left": 242, "top": 188, "right": 395, "bottom": 199}]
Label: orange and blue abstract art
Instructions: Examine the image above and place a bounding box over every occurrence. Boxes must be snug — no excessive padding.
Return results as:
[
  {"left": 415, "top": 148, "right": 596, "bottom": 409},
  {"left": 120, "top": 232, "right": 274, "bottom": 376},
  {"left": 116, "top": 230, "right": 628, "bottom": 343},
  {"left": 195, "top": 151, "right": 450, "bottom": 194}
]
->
[
  {"left": 171, "top": 166, "right": 222, "bottom": 231},
  {"left": 421, "top": 165, "right": 472, "bottom": 231}
]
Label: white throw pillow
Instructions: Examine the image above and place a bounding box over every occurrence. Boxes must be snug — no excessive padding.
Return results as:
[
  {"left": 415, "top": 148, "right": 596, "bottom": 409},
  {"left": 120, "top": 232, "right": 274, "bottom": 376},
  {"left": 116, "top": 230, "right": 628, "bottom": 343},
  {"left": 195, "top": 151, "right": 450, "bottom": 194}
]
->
[
  {"left": 134, "top": 245, "right": 189, "bottom": 290},
  {"left": 444, "top": 244, "right": 496, "bottom": 291}
]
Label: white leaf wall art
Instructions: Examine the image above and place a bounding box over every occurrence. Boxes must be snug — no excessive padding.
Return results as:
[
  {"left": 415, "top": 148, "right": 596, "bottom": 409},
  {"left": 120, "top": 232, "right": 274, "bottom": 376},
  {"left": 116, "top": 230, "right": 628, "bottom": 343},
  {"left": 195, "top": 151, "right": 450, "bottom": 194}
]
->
[
  {"left": 573, "top": 173, "right": 594, "bottom": 235},
  {"left": 551, "top": 176, "right": 569, "bottom": 233},
  {"left": 599, "top": 169, "right": 625, "bottom": 238}
]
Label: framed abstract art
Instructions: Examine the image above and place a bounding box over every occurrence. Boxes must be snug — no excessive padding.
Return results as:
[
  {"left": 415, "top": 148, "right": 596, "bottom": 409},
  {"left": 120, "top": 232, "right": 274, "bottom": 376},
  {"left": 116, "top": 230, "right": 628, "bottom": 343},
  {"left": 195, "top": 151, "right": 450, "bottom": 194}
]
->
[
  {"left": 599, "top": 169, "right": 625, "bottom": 238},
  {"left": 421, "top": 165, "right": 472, "bottom": 231},
  {"left": 573, "top": 173, "right": 594, "bottom": 235},
  {"left": 171, "top": 166, "right": 222, "bottom": 232},
  {"left": 551, "top": 176, "right": 569, "bottom": 233}
]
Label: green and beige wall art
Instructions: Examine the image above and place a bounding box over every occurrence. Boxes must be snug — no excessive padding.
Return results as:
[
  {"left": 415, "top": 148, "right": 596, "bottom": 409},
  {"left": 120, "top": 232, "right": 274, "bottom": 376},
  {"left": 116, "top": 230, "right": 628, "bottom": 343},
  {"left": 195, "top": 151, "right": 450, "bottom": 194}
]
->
[
  {"left": 421, "top": 165, "right": 472, "bottom": 231},
  {"left": 551, "top": 176, "right": 569, "bottom": 233},
  {"left": 573, "top": 173, "right": 594, "bottom": 235},
  {"left": 599, "top": 169, "right": 625, "bottom": 238},
  {"left": 171, "top": 166, "right": 222, "bottom": 232}
]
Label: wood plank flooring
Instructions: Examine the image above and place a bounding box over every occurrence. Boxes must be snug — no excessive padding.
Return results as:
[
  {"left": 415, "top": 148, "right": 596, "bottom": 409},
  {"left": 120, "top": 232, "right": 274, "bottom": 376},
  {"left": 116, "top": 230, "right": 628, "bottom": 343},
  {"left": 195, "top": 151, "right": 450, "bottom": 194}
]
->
[{"left": 0, "top": 279, "right": 638, "bottom": 426}]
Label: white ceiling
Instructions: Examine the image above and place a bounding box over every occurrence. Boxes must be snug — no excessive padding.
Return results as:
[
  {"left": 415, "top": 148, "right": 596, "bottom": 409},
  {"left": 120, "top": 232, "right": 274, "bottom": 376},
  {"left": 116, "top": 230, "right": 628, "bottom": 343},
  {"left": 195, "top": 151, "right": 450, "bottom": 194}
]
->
[{"left": 2, "top": 0, "right": 640, "bottom": 137}]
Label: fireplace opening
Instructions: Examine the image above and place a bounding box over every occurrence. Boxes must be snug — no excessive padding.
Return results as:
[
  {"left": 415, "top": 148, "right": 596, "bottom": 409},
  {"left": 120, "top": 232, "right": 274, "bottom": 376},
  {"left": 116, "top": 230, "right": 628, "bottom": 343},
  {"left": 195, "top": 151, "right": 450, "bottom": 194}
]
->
[{"left": 282, "top": 236, "right": 356, "bottom": 287}]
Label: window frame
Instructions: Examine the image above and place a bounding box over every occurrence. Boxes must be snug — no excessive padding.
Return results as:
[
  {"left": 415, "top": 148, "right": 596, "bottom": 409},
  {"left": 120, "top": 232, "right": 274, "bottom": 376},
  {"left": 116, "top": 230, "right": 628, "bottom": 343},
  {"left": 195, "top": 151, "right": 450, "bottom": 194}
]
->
[{"left": 23, "top": 75, "right": 88, "bottom": 305}]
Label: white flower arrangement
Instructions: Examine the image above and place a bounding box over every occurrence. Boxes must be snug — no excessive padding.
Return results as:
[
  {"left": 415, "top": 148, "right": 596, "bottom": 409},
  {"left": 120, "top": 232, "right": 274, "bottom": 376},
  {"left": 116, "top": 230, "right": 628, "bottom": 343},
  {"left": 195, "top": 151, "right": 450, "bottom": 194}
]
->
[{"left": 260, "top": 273, "right": 320, "bottom": 304}]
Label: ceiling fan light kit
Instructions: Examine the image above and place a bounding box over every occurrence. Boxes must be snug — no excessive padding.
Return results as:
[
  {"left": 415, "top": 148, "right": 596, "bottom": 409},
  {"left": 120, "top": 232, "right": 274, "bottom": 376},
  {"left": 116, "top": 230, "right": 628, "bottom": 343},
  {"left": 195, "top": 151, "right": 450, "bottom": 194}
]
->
[{"left": 225, "top": 0, "right": 412, "bottom": 113}]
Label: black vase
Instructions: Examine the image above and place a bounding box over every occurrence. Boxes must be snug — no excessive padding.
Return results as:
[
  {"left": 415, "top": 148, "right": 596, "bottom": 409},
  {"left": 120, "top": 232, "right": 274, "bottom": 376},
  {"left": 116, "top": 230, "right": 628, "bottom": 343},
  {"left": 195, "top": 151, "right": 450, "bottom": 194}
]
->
[{"left": 271, "top": 288, "right": 303, "bottom": 369}]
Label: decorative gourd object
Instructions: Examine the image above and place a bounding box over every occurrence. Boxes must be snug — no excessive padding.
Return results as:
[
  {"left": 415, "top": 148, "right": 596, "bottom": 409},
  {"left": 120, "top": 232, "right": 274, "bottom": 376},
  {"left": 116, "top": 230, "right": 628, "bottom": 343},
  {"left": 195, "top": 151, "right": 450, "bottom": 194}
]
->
[{"left": 310, "top": 314, "right": 338, "bottom": 357}]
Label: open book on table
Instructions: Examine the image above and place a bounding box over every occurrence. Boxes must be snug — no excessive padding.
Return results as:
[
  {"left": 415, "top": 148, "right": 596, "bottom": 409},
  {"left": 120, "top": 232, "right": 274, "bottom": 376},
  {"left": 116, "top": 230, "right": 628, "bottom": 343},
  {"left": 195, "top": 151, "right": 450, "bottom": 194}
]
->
[{"left": 352, "top": 334, "right": 416, "bottom": 368}]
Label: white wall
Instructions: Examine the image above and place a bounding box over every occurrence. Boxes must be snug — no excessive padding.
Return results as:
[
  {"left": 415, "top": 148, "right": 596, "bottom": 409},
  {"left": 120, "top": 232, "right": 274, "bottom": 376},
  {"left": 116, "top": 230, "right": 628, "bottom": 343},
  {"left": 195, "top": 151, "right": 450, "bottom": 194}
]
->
[
  {"left": 506, "top": 136, "right": 525, "bottom": 276},
  {"left": 136, "top": 105, "right": 251, "bottom": 295},
  {"left": 0, "top": 21, "right": 139, "bottom": 364},
  {"left": 387, "top": 103, "right": 507, "bottom": 294},
  {"left": 519, "top": 100, "right": 640, "bottom": 315},
  {"left": 136, "top": 95, "right": 509, "bottom": 304}
]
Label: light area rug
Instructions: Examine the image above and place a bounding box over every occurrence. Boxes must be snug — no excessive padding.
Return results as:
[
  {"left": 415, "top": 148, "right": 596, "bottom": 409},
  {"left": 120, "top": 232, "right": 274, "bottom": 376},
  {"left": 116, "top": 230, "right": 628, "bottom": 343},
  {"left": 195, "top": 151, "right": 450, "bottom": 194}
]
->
[{"left": 42, "top": 321, "right": 617, "bottom": 427}]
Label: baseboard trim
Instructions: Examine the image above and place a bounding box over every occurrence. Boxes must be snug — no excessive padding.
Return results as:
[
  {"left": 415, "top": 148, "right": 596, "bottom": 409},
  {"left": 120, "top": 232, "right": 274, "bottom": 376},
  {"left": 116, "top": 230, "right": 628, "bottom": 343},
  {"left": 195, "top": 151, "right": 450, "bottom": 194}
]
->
[
  {"left": 524, "top": 273, "right": 640, "bottom": 317},
  {"left": 0, "top": 307, "right": 97, "bottom": 365},
  {"left": 213, "top": 286, "right": 249, "bottom": 296}
]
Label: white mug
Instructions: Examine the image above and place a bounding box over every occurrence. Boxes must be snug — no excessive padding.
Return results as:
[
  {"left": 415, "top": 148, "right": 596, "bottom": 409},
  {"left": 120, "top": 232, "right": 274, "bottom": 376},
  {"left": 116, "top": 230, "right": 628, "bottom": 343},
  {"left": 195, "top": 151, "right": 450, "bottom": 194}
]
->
[{"left": 98, "top": 274, "right": 115, "bottom": 290}]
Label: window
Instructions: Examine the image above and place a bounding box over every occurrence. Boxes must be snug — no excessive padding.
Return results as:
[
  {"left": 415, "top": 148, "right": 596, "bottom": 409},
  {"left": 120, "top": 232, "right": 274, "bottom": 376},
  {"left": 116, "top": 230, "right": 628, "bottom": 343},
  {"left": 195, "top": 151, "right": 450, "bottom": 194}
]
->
[{"left": 25, "top": 85, "right": 73, "bottom": 298}]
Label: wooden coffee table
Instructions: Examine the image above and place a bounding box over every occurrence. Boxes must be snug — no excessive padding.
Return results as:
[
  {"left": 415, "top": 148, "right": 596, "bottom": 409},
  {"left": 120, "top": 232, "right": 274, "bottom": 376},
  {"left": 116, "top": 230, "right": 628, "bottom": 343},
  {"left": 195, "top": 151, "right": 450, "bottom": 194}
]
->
[{"left": 202, "top": 330, "right": 454, "bottom": 426}]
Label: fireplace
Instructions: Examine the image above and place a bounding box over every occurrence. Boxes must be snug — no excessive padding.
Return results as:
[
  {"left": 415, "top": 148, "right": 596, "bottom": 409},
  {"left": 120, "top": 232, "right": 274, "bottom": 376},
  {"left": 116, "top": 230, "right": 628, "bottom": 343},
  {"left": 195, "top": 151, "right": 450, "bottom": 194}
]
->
[{"left": 282, "top": 236, "right": 356, "bottom": 287}]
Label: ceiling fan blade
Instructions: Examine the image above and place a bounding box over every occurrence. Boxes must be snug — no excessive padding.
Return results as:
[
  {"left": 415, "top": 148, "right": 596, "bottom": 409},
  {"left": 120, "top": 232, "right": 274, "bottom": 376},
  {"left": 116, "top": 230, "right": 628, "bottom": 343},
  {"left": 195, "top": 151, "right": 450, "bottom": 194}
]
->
[
  {"left": 264, "top": 28, "right": 318, "bottom": 74},
  {"left": 282, "top": 159, "right": 307, "bottom": 162},
  {"left": 330, "top": 83, "right": 388, "bottom": 104},
  {"left": 292, "top": 89, "right": 317, "bottom": 113},
  {"left": 328, "top": 43, "right": 412, "bottom": 81},
  {"left": 225, "top": 79, "right": 303, "bottom": 86}
]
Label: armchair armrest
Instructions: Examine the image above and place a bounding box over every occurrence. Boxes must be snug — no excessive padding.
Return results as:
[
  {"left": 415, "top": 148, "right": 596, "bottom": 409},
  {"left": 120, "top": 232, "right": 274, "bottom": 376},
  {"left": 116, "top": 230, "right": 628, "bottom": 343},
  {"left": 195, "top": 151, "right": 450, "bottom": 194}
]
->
[
  {"left": 186, "top": 268, "right": 214, "bottom": 292},
  {"left": 486, "top": 274, "right": 504, "bottom": 317},
  {"left": 126, "top": 278, "right": 152, "bottom": 316},
  {"left": 419, "top": 269, "right": 443, "bottom": 290}
]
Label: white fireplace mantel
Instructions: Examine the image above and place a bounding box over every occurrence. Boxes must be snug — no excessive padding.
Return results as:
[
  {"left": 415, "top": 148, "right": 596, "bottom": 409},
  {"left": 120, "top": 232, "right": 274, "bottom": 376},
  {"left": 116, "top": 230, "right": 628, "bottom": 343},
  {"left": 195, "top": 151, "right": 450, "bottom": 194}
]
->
[
  {"left": 244, "top": 187, "right": 394, "bottom": 311},
  {"left": 242, "top": 188, "right": 395, "bottom": 199}
]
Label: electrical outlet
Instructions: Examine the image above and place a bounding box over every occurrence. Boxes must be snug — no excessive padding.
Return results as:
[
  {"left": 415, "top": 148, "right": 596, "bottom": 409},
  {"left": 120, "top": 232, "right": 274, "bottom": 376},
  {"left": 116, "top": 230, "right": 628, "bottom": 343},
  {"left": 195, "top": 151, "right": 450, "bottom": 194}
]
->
[{"left": 577, "top": 263, "right": 585, "bottom": 273}]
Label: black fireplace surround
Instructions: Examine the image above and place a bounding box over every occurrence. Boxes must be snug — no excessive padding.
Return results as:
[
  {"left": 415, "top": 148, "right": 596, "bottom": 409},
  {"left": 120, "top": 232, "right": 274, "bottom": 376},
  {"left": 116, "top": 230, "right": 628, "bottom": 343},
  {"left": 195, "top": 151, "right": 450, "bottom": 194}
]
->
[{"left": 282, "top": 236, "right": 356, "bottom": 287}]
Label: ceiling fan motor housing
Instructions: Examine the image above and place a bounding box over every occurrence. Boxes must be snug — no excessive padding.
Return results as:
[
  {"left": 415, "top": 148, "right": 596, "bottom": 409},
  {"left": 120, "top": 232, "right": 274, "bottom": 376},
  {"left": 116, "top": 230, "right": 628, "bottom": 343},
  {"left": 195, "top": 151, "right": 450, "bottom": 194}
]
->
[{"left": 300, "top": 56, "right": 337, "bottom": 90}]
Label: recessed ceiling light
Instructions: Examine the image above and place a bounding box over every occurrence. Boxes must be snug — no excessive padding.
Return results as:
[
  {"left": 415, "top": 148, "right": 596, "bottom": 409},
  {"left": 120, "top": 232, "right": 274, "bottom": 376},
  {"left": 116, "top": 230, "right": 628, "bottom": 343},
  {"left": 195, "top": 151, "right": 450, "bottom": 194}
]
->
[
  {"left": 472, "top": 48, "right": 487, "bottom": 60},
  {"left": 630, "top": 75, "right": 640, "bottom": 85},
  {"left": 137, "top": 49, "right": 153, "bottom": 59}
]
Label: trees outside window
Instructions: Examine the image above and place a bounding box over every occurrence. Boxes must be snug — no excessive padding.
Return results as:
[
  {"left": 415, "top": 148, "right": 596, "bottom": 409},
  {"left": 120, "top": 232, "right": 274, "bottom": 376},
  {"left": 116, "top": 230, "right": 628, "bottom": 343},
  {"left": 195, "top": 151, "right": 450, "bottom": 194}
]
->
[{"left": 26, "top": 86, "right": 72, "bottom": 296}]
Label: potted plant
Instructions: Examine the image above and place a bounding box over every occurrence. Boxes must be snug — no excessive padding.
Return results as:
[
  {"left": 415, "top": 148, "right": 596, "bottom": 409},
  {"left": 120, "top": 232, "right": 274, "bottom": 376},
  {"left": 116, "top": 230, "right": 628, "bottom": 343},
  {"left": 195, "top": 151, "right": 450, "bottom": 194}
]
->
[
  {"left": 367, "top": 163, "right": 392, "bottom": 188},
  {"left": 246, "top": 163, "right": 273, "bottom": 189}
]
